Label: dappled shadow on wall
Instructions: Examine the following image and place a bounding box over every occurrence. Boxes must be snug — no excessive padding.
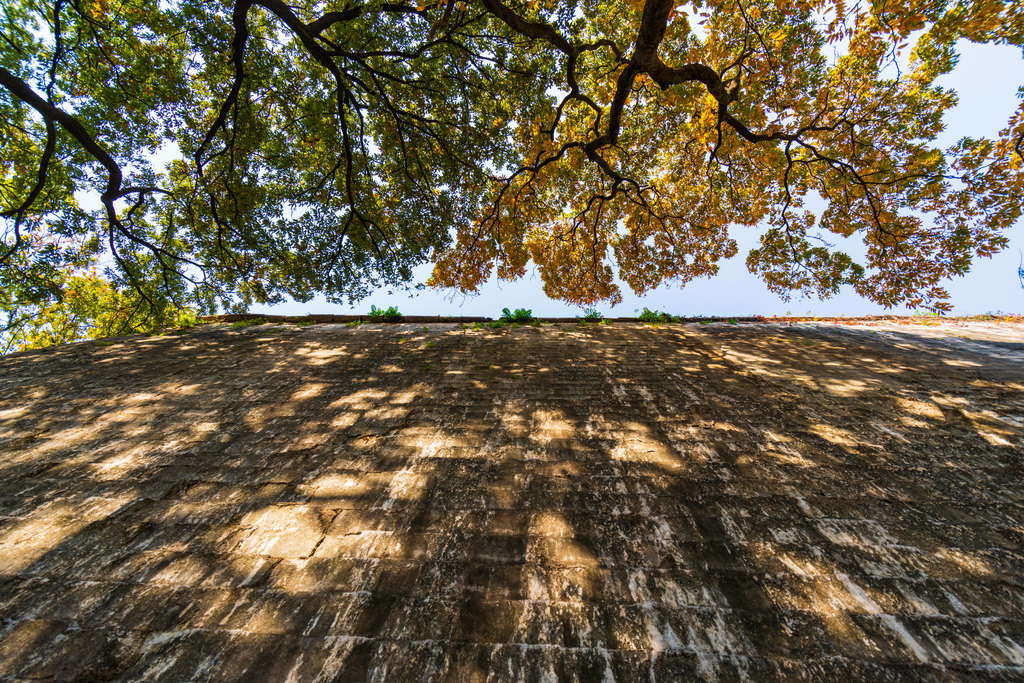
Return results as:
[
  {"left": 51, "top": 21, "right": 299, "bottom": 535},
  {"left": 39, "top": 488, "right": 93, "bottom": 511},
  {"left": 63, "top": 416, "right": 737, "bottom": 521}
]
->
[{"left": 0, "top": 321, "right": 1021, "bottom": 680}]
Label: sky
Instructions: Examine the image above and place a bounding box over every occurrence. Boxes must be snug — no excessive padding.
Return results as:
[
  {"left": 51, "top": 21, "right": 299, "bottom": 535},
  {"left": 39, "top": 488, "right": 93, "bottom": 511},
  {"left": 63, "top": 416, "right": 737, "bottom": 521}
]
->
[{"left": 250, "top": 39, "right": 1024, "bottom": 320}]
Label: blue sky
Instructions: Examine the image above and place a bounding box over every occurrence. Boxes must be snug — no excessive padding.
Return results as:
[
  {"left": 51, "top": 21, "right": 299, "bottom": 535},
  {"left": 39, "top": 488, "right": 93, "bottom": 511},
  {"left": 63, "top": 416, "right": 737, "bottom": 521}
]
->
[{"left": 254, "top": 40, "right": 1024, "bottom": 319}]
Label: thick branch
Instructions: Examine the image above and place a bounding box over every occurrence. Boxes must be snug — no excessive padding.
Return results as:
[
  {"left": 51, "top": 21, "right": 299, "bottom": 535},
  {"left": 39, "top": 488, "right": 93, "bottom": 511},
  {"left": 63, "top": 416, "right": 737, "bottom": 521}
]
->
[
  {"left": 0, "top": 66, "right": 197, "bottom": 295},
  {"left": 0, "top": 66, "right": 126, "bottom": 203},
  {"left": 305, "top": 3, "right": 421, "bottom": 37},
  {"left": 427, "top": 0, "right": 457, "bottom": 41},
  {"left": 478, "top": 0, "right": 574, "bottom": 54},
  {"left": 305, "top": 8, "right": 361, "bottom": 36},
  {"left": 0, "top": 117, "right": 55, "bottom": 266}
]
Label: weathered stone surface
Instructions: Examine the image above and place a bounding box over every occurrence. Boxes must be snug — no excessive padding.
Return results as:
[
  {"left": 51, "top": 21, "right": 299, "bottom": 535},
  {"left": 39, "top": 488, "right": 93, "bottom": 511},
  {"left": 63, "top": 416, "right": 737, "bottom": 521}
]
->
[{"left": 1, "top": 319, "right": 1023, "bottom": 681}]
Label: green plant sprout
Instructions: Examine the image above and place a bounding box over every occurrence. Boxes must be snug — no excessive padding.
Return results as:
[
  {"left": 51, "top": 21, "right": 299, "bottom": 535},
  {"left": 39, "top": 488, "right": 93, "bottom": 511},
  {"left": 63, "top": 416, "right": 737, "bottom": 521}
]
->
[
  {"left": 499, "top": 307, "right": 533, "bottom": 322},
  {"left": 231, "top": 317, "right": 267, "bottom": 329},
  {"left": 637, "top": 307, "right": 663, "bottom": 324},
  {"left": 368, "top": 305, "right": 402, "bottom": 322}
]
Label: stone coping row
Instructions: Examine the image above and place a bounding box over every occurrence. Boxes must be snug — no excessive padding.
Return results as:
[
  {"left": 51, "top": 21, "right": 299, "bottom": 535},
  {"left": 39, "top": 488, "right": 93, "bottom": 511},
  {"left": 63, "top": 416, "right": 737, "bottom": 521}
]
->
[{"left": 199, "top": 313, "right": 1023, "bottom": 325}]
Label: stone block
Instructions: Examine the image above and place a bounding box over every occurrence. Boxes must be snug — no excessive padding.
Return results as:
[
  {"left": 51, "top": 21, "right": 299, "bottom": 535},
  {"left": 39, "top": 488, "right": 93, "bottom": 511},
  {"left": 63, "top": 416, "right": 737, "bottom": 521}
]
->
[
  {"left": 112, "top": 551, "right": 275, "bottom": 588},
  {"left": 467, "top": 534, "right": 527, "bottom": 565},
  {"left": 453, "top": 599, "right": 522, "bottom": 643},
  {"left": 0, "top": 620, "right": 128, "bottom": 681},
  {"left": 237, "top": 505, "right": 325, "bottom": 558},
  {"left": 532, "top": 537, "right": 601, "bottom": 568},
  {"left": 266, "top": 557, "right": 373, "bottom": 593},
  {"left": 315, "top": 530, "right": 433, "bottom": 561}
]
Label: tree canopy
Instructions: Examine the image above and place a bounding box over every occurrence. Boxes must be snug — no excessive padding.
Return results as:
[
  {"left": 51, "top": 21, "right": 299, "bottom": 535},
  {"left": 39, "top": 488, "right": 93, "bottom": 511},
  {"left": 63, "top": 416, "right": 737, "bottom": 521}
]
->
[{"left": 2, "top": 0, "right": 1022, "bottom": 348}]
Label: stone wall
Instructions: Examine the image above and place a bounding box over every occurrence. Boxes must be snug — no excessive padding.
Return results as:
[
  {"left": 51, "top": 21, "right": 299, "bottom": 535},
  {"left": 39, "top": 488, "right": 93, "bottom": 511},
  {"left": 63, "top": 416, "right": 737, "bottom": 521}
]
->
[{"left": 0, "top": 321, "right": 1022, "bottom": 681}]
